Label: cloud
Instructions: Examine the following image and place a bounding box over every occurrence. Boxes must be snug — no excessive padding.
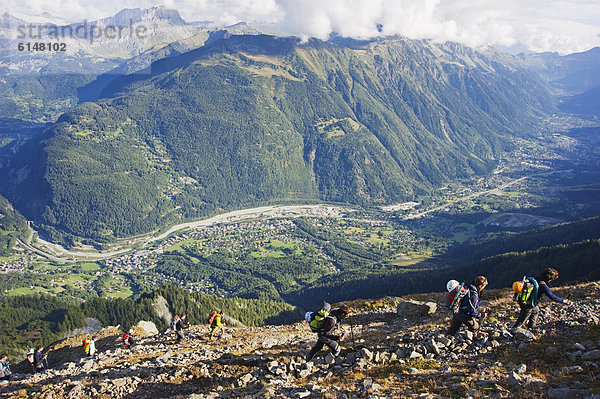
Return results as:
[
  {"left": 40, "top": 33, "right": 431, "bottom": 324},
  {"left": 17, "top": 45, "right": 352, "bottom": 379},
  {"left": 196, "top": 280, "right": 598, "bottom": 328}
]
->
[
  {"left": 3, "top": 0, "right": 599, "bottom": 54},
  {"left": 274, "top": 0, "right": 600, "bottom": 54}
]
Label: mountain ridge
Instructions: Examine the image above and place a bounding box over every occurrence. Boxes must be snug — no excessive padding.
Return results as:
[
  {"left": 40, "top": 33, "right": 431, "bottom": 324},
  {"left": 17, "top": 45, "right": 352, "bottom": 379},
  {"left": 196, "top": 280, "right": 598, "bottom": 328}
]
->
[{"left": 1, "top": 34, "right": 556, "bottom": 241}]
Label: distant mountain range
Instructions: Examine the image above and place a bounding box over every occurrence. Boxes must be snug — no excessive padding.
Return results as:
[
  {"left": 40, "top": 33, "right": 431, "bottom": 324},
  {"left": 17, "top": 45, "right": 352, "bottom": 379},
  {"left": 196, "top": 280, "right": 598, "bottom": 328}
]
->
[
  {"left": 0, "top": 7, "right": 263, "bottom": 121},
  {"left": 0, "top": 7, "right": 599, "bottom": 243},
  {"left": 520, "top": 47, "right": 600, "bottom": 116}
]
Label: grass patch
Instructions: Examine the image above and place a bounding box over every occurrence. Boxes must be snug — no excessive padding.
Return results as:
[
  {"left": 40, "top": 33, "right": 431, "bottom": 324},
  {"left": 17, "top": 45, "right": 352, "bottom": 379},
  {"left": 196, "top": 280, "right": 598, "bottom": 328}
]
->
[
  {"left": 80, "top": 262, "right": 101, "bottom": 271},
  {"left": 386, "top": 256, "right": 432, "bottom": 267},
  {"left": 7, "top": 287, "right": 36, "bottom": 296},
  {"left": 164, "top": 237, "right": 197, "bottom": 253},
  {"left": 250, "top": 239, "right": 301, "bottom": 258},
  {"left": 250, "top": 250, "right": 285, "bottom": 258},
  {"left": 105, "top": 285, "right": 133, "bottom": 299},
  {"left": 366, "top": 234, "right": 389, "bottom": 245},
  {"left": 404, "top": 358, "right": 441, "bottom": 371},
  {"left": 7, "top": 286, "right": 53, "bottom": 296},
  {"left": 38, "top": 263, "right": 62, "bottom": 271},
  {"left": 344, "top": 226, "right": 366, "bottom": 234}
]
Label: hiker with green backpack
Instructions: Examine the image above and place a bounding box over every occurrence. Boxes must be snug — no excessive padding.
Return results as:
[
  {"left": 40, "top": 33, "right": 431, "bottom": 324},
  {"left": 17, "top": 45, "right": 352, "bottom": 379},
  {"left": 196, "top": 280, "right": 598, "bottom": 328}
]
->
[
  {"left": 512, "top": 267, "right": 570, "bottom": 330},
  {"left": 305, "top": 303, "right": 352, "bottom": 362},
  {"left": 208, "top": 310, "right": 224, "bottom": 339}
]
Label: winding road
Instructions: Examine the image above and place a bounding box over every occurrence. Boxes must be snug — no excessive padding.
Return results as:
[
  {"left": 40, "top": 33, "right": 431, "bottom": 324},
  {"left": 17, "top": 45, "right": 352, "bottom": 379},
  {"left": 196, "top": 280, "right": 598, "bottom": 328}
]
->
[
  {"left": 20, "top": 170, "right": 571, "bottom": 262},
  {"left": 24, "top": 204, "right": 349, "bottom": 262}
]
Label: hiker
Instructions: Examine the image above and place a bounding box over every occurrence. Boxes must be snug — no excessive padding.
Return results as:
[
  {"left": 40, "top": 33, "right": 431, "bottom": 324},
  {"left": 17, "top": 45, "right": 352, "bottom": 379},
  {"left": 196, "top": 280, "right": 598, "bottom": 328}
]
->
[
  {"left": 123, "top": 330, "right": 135, "bottom": 349},
  {"left": 26, "top": 348, "right": 35, "bottom": 373},
  {"left": 447, "top": 276, "right": 489, "bottom": 337},
  {"left": 208, "top": 310, "right": 224, "bottom": 340},
  {"left": 512, "top": 267, "right": 571, "bottom": 330},
  {"left": 0, "top": 354, "right": 11, "bottom": 380},
  {"left": 83, "top": 338, "right": 92, "bottom": 356},
  {"left": 306, "top": 304, "right": 353, "bottom": 362},
  {"left": 173, "top": 314, "right": 189, "bottom": 343},
  {"left": 34, "top": 347, "right": 47, "bottom": 373},
  {"left": 88, "top": 337, "right": 97, "bottom": 357}
]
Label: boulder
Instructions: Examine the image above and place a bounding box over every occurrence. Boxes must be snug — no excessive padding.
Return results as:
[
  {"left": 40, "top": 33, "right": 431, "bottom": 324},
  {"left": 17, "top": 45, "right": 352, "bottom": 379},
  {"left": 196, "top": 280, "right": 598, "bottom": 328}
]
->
[
  {"left": 397, "top": 300, "right": 437, "bottom": 317},
  {"left": 561, "top": 365, "right": 583, "bottom": 374},
  {"left": 67, "top": 383, "right": 84, "bottom": 399},
  {"left": 239, "top": 373, "right": 254, "bottom": 384},
  {"left": 293, "top": 390, "right": 311, "bottom": 398},
  {"left": 513, "top": 328, "right": 536, "bottom": 341},
  {"left": 357, "top": 347, "right": 373, "bottom": 361},
  {"left": 324, "top": 353, "right": 336, "bottom": 365},
  {"left": 572, "top": 343, "right": 586, "bottom": 351},
  {"left": 547, "top": 388, "right": 591, "bottom": 399},
  {"left": 135, "top": 321, "right": 159, "bottom": 336},
  {"left": 514, "top": 364, "right": 527, "bottom": 374},
  {"left": 583, "top": 350, "right": 600, "bottom": 361},
  {"left": 261, "top": 338, "right": 279, "bottom": 348},
  {"left": 112, "top": 378, "right": 128, "bottom": 388},
  {"left": 506, "top": 371, "right": 522, "bottom": 387},
  {"left": 424, "top": 338, "right": 442, "bottom": 356},
  {"left": 436, "top": 336, "right": 452, "bottom": 347},
  {"left": 81, "top": 360, "right": 95, "bottom": 372}
]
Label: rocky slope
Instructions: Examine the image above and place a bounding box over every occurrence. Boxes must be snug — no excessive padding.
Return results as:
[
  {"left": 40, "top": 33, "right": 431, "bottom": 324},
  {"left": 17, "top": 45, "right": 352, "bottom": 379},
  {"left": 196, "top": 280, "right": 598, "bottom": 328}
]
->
[{"left": 1, "top": 282, "right": 599, "bottom": 398}]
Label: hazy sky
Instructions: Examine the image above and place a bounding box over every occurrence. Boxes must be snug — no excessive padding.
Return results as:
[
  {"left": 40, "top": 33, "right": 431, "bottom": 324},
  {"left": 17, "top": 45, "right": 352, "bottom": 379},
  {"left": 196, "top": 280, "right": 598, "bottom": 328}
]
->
[{"left": 4, "top": 0, "right": 600, "bottom": 54}]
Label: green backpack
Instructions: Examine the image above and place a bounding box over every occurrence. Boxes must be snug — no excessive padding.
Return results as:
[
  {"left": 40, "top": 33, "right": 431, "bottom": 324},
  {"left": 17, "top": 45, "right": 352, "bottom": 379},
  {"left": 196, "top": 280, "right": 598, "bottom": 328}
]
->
[
  {"left": 305, "top": 301, "right": 331, "bottom": 332},
  {"left": 308, "top": 309, "right": 330, "bottom": 332},
  {"left": 517, "top": 277, "right": 539, "bottom": 306}
]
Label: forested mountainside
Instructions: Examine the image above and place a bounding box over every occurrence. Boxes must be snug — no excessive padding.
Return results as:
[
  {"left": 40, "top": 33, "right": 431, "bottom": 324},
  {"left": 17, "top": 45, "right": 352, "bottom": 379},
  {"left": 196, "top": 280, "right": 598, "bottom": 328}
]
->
[
  {"left": 1, "top": 35, "right": 554, "bottom": 241},
  {"left": 0, "top": 195, "right": 28, "bottom": 256}
]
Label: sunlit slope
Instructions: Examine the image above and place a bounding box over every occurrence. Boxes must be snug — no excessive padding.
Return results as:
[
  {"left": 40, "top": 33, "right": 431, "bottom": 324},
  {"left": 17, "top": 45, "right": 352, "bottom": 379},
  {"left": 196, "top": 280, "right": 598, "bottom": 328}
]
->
[{"left": 3, "top": 35, "right": 554, "bottom": 240}]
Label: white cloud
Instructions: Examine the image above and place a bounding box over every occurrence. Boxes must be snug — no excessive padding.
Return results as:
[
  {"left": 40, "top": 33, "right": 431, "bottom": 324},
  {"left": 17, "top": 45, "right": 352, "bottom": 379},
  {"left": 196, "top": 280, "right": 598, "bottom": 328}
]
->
[{"left": 2, "top": 0, "right": 599, "bottom": 54}]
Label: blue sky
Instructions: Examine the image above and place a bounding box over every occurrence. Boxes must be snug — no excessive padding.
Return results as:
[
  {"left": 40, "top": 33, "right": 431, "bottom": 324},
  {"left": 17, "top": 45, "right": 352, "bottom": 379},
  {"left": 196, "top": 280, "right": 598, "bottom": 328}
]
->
[{"left": 3, "top": 0, "right": 600, "bottom": 54}]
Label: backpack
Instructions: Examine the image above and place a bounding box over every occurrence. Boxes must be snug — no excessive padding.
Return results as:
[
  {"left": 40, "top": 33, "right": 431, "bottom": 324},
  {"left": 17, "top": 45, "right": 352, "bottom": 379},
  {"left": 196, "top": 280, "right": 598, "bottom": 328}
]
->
[
  {"left": 305, "top": 309, "right": 330, "bottom": 332},
  {"left": 208, "top": 311, "right": 218, "bottom": 324},
  {"left": 0, "top": 359, "right": 11, "bottom": 378},
  {"left": 27, "top": 349, "right": 34, "bottom": 364},
  {"left": 446, "top": 281, "right": 469, "bottom": 314},
  {"left": 83, "top": 339, "right": 91, "bottom": 355},
  {"left": 516, "top": 277, "right": 539, "bottom": 306}
]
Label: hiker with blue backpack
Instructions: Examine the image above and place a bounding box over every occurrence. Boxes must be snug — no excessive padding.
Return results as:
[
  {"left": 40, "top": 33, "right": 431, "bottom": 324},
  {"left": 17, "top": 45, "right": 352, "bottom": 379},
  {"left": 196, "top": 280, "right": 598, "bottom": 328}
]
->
[
  {"left": 447, "top": 276, "right": 489, "bottom": 336},
  {"left": 512, "top": 267, "right": 570, "bottom": 330},
  {"left": 305, "top": 303, "right": 352, "bottom": 361}
]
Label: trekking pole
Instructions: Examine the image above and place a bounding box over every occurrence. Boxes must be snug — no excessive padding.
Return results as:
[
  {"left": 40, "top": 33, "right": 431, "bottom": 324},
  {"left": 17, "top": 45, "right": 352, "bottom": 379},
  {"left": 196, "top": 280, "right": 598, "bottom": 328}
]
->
[{"left": 349, "top": 314, "right": 355, "bottom": 350}]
